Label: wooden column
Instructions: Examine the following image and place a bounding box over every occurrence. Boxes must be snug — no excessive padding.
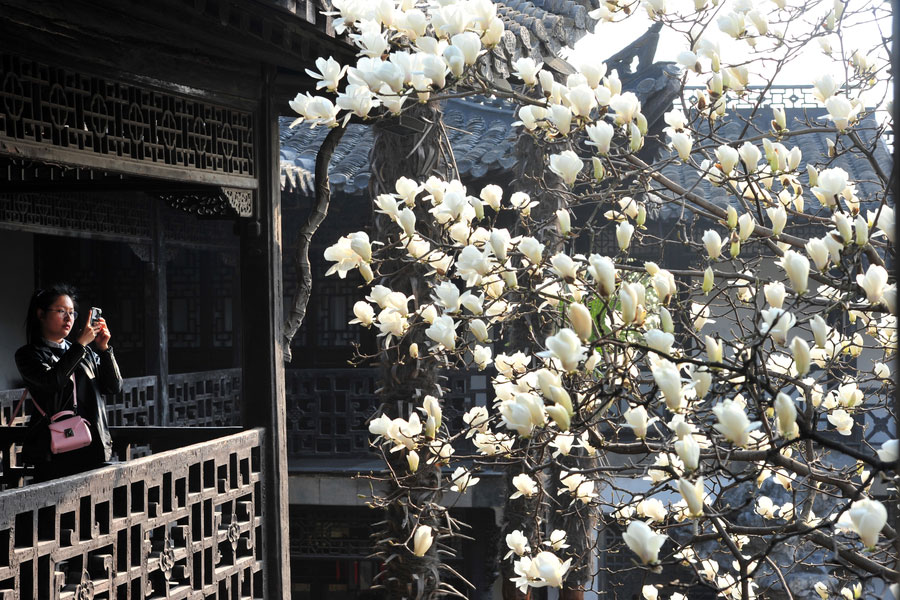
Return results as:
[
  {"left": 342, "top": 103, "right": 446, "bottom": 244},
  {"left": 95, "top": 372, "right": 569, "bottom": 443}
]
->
[
  {"left": 145, "top": 197, "right": 169, "bottom": 426},
  {"left": 240, "top": 66, "right": 290, "bottom": 599}
]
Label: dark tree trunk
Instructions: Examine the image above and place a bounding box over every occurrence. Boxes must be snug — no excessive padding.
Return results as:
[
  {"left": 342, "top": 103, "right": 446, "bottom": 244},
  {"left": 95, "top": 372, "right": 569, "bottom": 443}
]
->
[{"left": 368, "top": 103, "right": 455, "bottom": 600}]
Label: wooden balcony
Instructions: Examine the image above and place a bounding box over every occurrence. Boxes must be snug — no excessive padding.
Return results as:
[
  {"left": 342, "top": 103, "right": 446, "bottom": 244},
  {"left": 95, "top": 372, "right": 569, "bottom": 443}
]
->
[{"left": 0, "top": 427, "right": 265, "bottom": 598}]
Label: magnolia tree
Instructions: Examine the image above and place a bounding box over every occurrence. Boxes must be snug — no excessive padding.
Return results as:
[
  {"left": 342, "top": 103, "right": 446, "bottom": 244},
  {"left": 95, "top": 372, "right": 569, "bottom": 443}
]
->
[{"left": 288, "top": 0, "right": 896, "bottom": 598}]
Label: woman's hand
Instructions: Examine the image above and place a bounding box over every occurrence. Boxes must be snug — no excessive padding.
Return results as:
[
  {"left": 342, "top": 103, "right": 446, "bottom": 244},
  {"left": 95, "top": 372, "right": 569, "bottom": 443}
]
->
[
  {"left": 76, "top": 319, "right": 99, "bottom": 347},
  {"left": 95, "top": 318, "right": 111, "bottom": 351}
]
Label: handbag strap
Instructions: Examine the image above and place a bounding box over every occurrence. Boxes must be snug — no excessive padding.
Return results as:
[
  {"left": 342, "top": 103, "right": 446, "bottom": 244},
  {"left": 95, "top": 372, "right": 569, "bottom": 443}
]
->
[
  {"left": 8, "top": 372, "right": 78, "bottom": 422},
  {"left": 9, "top": 389, "right": 31, "bottom": 421}
]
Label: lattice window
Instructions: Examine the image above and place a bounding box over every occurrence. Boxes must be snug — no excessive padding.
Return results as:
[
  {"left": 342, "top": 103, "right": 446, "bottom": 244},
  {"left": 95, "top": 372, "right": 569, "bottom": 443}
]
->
[
  {"left": 168, "top": 251, "right": 202, "bottom": 349},
  {"left": 285, "top": 369, "right": 491, "bottom": 459},
  {"left": 0, "top": 53, "right": 255, "bottom": 181},
  {"left": 285, "top": 369, "right": 381, "bottom": 457},
  {"left": 0, "top": 193, "right": 152, "bottom": 241}
]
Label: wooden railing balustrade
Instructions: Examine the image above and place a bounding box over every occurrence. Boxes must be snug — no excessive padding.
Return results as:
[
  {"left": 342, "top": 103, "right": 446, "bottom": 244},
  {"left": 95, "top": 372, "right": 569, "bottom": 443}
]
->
[{"left": 0, "top": 428, "right": 265, "bottom": 599}]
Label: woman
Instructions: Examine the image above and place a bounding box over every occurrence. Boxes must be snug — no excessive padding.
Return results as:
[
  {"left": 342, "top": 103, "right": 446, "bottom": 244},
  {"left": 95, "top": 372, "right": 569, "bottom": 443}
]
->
[{"left": 15, "top": 286, "right": 123, "bottom": 481}]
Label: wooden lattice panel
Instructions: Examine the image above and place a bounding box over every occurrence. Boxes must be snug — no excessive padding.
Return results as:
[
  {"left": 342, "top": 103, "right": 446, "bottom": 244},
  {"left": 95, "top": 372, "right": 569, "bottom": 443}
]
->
[
  {"left": 168, "top": 370, "right": 242, "bottom": 428},
  {"left": 0, "top": 429, "right": 264, "bottom": 599},
  {"left": 0, "top": 53, "right": 256, "bottom": 186}
]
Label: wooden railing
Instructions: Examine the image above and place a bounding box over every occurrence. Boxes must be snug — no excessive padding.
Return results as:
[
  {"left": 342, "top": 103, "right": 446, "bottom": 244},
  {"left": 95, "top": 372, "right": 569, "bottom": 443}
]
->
[{"left": 0, "top": 427, "right": 265, "bottom": 598}]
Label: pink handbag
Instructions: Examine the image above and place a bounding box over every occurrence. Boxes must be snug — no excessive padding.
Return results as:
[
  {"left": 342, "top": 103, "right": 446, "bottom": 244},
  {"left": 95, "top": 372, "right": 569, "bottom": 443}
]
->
[
  {"left": 10, "top": 374, "right": 93, "bottom": 454},
  {"left": 46, "top": 410, "right": 93, "bottom": 454}
]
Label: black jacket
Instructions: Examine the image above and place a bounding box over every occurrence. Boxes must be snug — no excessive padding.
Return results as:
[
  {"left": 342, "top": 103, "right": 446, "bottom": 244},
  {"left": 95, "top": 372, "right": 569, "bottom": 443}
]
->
[{"left": 15, "top": 340, "right": 123, "bottom": 469}]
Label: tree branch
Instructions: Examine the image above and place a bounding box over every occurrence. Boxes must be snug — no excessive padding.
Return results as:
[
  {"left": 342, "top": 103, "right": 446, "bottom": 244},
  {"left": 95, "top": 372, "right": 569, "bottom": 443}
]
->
[{"left": 282, "top": 125, "right": 347, "bottom": 362}]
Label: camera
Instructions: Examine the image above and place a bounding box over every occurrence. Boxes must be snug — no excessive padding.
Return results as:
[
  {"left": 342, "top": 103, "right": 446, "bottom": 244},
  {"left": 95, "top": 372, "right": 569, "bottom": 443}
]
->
[{"left": 89, "top": 307, "right": 102, "bottom": 325}]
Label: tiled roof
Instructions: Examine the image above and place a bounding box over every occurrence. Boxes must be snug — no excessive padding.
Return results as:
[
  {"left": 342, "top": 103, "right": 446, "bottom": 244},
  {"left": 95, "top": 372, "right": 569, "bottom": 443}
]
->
[
  {"left": 280, "top": 22, "right": 680, "bottom": 197},
  {"left": 489, "top": 0, "right": 600, "bottom": 80},
  {"left": 280, "top": 96, "right": 518, "bottom": 196}
]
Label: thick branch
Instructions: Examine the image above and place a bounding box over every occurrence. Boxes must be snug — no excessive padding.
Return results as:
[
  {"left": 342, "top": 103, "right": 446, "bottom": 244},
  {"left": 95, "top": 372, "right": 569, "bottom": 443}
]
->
[{"left": 282, "top": 125, "right": 346, "bottom": 362}]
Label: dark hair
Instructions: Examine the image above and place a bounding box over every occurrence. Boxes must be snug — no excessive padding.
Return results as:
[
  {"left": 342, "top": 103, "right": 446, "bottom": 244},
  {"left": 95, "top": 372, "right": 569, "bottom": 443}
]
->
[{"left": 25, "top": 285, "right": 78, "bottom": 345}]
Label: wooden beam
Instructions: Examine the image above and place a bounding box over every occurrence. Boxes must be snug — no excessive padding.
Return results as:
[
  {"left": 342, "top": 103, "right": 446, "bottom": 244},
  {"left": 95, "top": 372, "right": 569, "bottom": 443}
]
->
[
  {"left": 0, "top": 139, "right": 259, "bottom": 190},
  {"left": 145, "top": 199, "right": 170, "bottom": 427},
  {"left": 239, "top": 65, "right": 290, "bottom": 599}
]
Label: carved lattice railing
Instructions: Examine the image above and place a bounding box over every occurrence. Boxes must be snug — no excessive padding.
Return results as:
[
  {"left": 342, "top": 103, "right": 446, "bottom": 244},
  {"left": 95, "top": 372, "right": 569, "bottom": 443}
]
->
[{"left": 0, "top": 428, "right": 264, "bottom": 599}]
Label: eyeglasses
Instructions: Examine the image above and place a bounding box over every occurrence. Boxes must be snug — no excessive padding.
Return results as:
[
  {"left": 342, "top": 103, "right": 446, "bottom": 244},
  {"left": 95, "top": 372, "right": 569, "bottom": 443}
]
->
[{"left": 48, "top": 309, "right": 78, "bottom": 320}]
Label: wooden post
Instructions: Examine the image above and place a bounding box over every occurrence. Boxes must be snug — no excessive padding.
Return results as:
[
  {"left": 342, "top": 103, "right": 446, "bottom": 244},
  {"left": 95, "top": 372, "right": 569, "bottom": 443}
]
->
[
  {"left": 145, "top": 197, "right": 170, "bottom": 426},
  {"left": 240, "top": 65, "right": 290, "bottom": 599}
]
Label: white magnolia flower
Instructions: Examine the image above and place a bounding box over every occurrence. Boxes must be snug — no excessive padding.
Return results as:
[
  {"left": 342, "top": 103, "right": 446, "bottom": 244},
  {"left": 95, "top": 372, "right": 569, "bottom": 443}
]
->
[
  {"left": 857, "top": 264, "right": 889, "bottom": 305},
  {"left": 827, "top": 408, "right": 854, "bottom": 436},
  {"left": 510, "top": 191, "right": 538, "bottom": 216},
  {"left": 702, "top": 230, "right": 723, "bottom": 260},
  {"left": 825, "top": 96, "right": 857, "bottom": 131},
  {"left": 616, "top": 221, "right": 634, "bottom": 250},
  {"left": 586, "top": 121, "right": 615, "bottom": 154},
  {"left": 764, "top": 281, "right": 786, "bottom": 309},
  {"left": 622, "top": 520, "right": 667, "bottom": 564},
  {"left": 849, "top": 498, "right": 887, "bottom": 548},
  {"left": 450, "top": 467, "right": 480, "bottom": 493},
  {"left": 549, "top": 151, "right": 583, "bottom": 186},
  {"left": 637, "top": 498, "right": 667, "bottom": 522},
  {"left": 425, "top": 315, "right": 457, "bottom": 350},
  {"left": 715, "top": 144, "right": 739, "bottom": 175},
  {"left": 756, "top": 496, "right": 777, "bottom": 519},
  {"left": 790, "top": 337, "right": 811, "bottom": 376},
  {"left": 512, "top": 57, "right": 543, "bottom": 85},
  {"left": 812, "top": 72, "right": 840, "bottom": 103},
  {"left": 350, "top": 301, "right": 375, "bottom": 327},
  {"left": 567, "top": 84, "right": 598, "bottom": 117},
  {"left": 678, "top": 477, "right": 705, "bottom": 517},
  {"left": 767, "top": 204, "right": 787, "bottom": 236},
  {"left": 713, "top": 399, "right": 760, "bottom": 447},
  {"left": 774, "top": 392, "right": 799, "bottom": 439},
  {"left": 473, "top": 345, "right": 492, "bottom": 370},
  {"left": 718, "top": 11, "right": 745, "bottom": 38},
  {"left": 517, "top": 551, "right": 572, "bottom": 589},
  {"left": 499, "top": 393, "right": 545, "bottom": 437},
  {"left": 738, "top": 142, "right": 761, "bottom": 173},
  {"left": 644, "top": 329, "right": 675, "bottom": 355},
  {"left": 624, "top": 405, "right": 658, "bottom": 439},
  {"left": 609, "top": 92, "right": 641, "bottom": 124},
  {"left": 549, "top": 104, "right": 573, "bottom": 135},
  {"left": 569, "top": 302, "right": 593, "bottom": 341},
  {"left": 670, "top": 131, "right": 693, "bottom": 161},
  {"left": 505, "top": 529, "right": 531, "bottom": 558},
  {"left": 877, "top": 439, "right": 898, "bottom": 463},
  {"left": 413, "top": 525, "right": 433, "bottom": 556},
  {"left": 541, "top": 328, "right": 587, "bottom": 372},
  {"left": 651, "top": 359, "right": 683, "bottom": 411},
  {"left": 806, "top": 238, "right": 830, "bottom": 271},
  {"left": 780, "top": 250, "right": 810, "bottom": 294},
  {"left": 675, "top": 435, "right": 700, "bottom": 470},
  {"left": 760, "top": 308, "right": 796, "bottom": 345},
  {"left": 510, "top": 473, "right": 538, "bottom": 499},
  {"left": 588, "top": 254, "right": 616, "bottom": 297},
  {"left": 738, "top": 213, "right": 755, "bottom": 241}
]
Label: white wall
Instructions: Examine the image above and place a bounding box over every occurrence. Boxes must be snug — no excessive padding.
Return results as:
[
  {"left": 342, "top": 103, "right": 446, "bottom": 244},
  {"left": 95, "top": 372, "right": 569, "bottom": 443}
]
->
[{"left": 0, "top": 230, "right": 34, "bottom": 389}]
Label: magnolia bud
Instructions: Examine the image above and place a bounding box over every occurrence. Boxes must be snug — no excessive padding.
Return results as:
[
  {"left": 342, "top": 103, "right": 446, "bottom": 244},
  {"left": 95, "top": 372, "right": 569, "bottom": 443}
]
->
[
  {"left": 702, "top": 266, "right": 714, "bottom": 293},
  {"left": 730, "top": 231, "right": 741, "bottom": 257},
  {"left": 727, "top": 206, "right": 738, "bottom": 229},
  {"left": 660, "top": 307, "right": 674, "bottom": 333},
  {"left": 592, "top": 157, "right": 606, "bottom": 181},
  {"left": 409, "top": 342, "right": 419, "bottom": 359}
]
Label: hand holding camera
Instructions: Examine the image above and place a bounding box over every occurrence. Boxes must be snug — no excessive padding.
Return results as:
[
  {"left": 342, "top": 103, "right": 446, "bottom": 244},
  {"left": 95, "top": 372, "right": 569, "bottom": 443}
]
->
[{"left": 77, "top": 307, "right": 110, "bottom": 350}]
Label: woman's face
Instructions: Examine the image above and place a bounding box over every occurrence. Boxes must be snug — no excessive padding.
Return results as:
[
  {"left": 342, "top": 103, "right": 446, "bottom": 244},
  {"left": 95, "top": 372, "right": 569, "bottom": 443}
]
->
[{"left": 38, "top": 295, "right": 76, "bottom": 342}]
